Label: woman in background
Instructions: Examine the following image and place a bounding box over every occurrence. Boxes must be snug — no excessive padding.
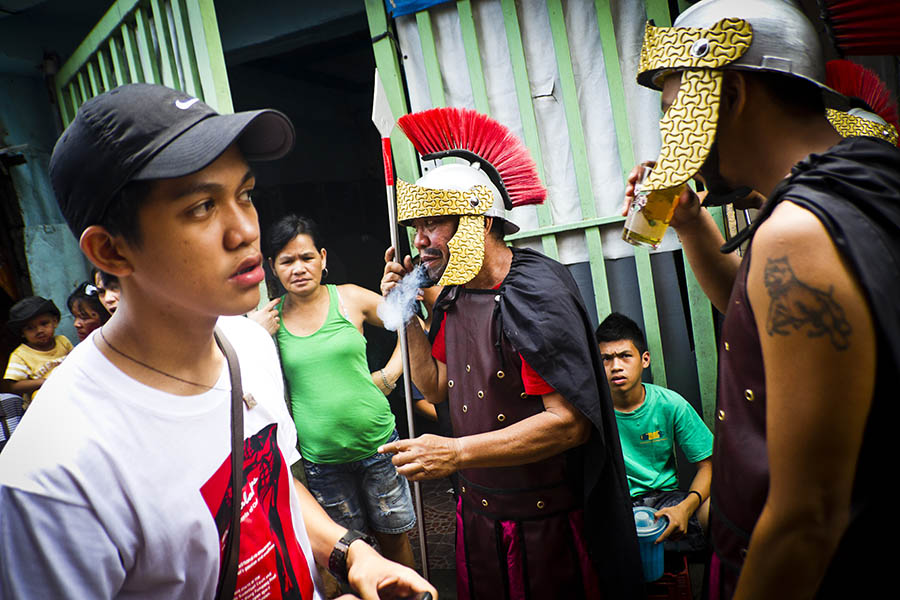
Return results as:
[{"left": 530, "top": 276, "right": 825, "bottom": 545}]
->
[
  {"left": 67, "top": 282, "right": 110, "bottom": 341},
  {"left": 264, "top": 214, "right": 415, "bottom": 568}
]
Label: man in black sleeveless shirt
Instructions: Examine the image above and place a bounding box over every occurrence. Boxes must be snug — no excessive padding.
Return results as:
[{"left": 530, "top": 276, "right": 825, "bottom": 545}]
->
[{"left": 630, "top": 1, "right": 900, "bottom": 598}]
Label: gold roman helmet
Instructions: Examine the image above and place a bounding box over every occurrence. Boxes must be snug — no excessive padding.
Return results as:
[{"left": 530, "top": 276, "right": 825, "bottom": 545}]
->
[
  {"left": 396, "top": 108, "right": 546, "bottom": 286},
  {"left": 636, "top": 0, "right": 847, "bottom": 203}
]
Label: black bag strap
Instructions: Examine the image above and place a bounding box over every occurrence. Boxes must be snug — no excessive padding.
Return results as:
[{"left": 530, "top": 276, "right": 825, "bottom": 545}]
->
[{"left": 213, "top": 327, "right": 244, "bottom": 600}]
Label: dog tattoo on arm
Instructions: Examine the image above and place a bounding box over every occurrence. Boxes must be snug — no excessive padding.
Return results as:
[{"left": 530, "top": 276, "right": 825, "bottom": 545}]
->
[{"left": 763, "top": 256, "right": 852, "bottom": 350}]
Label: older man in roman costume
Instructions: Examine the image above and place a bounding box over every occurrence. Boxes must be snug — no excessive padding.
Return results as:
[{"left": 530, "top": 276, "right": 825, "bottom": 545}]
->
[{"left": 380, "top": 108, "right": 643, "bottom": 599}]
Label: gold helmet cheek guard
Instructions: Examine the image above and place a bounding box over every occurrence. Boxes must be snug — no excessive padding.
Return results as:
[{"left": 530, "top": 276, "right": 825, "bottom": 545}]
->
[
  {"left": 638, "top": 18, "right": 753, "bottom": 195},
  {"left": 396, "top": 179, "right": 494, "bottom": 286}
]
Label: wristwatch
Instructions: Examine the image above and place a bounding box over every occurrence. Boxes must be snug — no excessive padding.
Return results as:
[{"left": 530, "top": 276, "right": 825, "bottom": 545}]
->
[{"left": 328, "top": 529, "right": 367, "bottom": 585}]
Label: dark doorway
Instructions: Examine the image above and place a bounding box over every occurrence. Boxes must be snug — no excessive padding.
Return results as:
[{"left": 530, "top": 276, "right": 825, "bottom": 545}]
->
[
  {"left": 228, "top": 27, "right": 401, "bottom": 293},
  {"left": 227, "top": 26, "right": 417, "bottom": 435},
  {"left": 0, "top": 151, "right": 32, "bottom": 370}
]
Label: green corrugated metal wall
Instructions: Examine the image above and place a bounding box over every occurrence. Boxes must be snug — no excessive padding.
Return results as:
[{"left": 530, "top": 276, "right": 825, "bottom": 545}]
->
[
  {"left": 54, "top": 0, "right": 232, "bottom": 125},
  {"left": 365, "top": 0, "right": 723, "bottom": 427}
]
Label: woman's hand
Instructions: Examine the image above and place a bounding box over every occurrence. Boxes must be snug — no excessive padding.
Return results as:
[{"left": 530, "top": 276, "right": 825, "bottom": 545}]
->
[{"left": 247, "top": 298, "right": 280, "bottom": 335}]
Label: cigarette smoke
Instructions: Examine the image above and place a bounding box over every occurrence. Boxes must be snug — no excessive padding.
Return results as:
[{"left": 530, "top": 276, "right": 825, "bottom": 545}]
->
[{"left": 378, "top": 264, "right": 429, "bottom": 332}]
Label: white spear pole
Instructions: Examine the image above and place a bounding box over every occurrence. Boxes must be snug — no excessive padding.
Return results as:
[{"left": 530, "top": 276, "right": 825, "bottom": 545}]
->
[{"left": 372, "top": 68, "right": 429, "bottom": 579}]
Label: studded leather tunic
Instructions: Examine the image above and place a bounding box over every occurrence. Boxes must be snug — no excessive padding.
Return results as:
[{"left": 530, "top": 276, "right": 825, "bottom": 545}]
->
[
  {"left": 442, "top": 287, "right": 597, "bottom": 600},
  {"left": 708, "top": 246, "right": 767, "bottom": 596}
]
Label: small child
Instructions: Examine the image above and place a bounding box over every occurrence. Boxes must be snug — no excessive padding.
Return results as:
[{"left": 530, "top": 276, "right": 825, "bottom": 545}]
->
[
  {"left": 67, "top": 282, "right": 110, "bottom": 341},
  {"left": 3, "top": 296, "right": 73, "bottom": 410}
]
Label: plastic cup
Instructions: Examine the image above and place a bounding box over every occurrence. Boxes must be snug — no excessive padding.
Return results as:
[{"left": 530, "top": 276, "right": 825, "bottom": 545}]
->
[
  {"left": 622, "top": 166, "right": 686, "bottom": 250},
  {"left": 633, "top": 506, "right": 668, "bottom": 582}
]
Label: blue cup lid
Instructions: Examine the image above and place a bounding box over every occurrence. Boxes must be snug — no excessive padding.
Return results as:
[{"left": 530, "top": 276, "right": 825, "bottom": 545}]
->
[{"left": 633, "top": 506, "right": 668, "bottom": 538}]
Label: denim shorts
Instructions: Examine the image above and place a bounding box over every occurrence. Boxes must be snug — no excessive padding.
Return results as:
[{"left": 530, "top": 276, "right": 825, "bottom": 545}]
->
[{"left": 303, "top": 430, "right": 416, "bottom": 535}]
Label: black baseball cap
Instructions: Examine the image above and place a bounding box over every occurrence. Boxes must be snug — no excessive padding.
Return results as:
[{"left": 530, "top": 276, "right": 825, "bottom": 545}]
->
[
  {"left": 50, "top": 83, "right": 295, "bottom": 237},
  {"left": 7, "top": 296, "right": 61, "bottom": 335}
]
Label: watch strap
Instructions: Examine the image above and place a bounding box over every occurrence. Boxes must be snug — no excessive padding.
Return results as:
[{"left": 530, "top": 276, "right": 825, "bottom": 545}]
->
[{"left": 328, "top": 529, "right": 367, "bottom": 584}]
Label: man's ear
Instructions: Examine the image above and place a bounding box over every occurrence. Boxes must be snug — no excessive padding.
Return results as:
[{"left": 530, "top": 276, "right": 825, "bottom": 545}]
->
[
  {"left": 642, "top": 351, "right": 651, "bottom": 369},
  {"left": 79, "top": 226, "right": 134, "bottom": 278},
  {"left": 720, "top": 71, "right": 749, "bottom": 124},
  {"left": 483, "top": 216, "right": 494, "bottom": 236}
]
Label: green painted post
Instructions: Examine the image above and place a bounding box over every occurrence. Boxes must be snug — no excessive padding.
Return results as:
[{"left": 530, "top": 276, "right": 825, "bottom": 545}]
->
[
  {"left": 363, "top": 0, "right": 419, "bottom": 186},
  {"left": 171, "top": 0, "right": 204, "bottom": 98},
  {"left": 86, "top": 61, "right": 101, "bottom": 97},
  {"left": 415, "top": 10, "right": 446, "bottom": 108},
  {"left": 683, "top": 254, "right": 718, "bottom": 427},
  {"left": 457, "top": 0, "right": 490, "bottom": 115},
  {"left": 55, "top": 0, "right": 141, "bottom": 91},
  {"left": 634, "top": 248, "right": 666, "bottom": 386},
  {"left": 108, "top": 37, "right": 127, "bottom": 86},
  {"left": 593, "top": 0, "right": 635, "bottom": 176},
  {"left": 135, "top": 7, "right": 163, "bottom": 85},
  {"left": 77, "top": 72, "right": 90, "bottom": 105},
  {"left": 56, "top": 84, "right": 73, "bottom": 127},
  {"left": 708, "top": 205, "right": 726, "bottom": 237},
  {"left": 545, "top": 0, "right": 614, "bottom": 324},
  {"left": 122, "top": 23, "right": 145, "bottom": 83},
  {"left": 185, "top": 0, "right": 233, "bottom": 112},
  {"left": 96, "top": 51, "right": 113, "bottom": 90},
  {"left": 499, "top": 0, "right": 559, "bottom": 261},
  {"left": 150, "top": 0, "right": 179, "bottom": 89},
  {"left": 68, "top": 83, "right": 81, "bottom": 116},
  {"left": 506, "top": 214, "right": 624, "bottom": 240},
  {"left": 364, "top": 0, "right": 422, "bottom": 254},
  {"left": 645, "top": 0, "right": 673, "bottom": 26}
]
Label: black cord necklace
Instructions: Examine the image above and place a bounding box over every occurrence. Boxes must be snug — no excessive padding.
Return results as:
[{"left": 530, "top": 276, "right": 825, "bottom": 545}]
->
[{"left": 98, "top": 327, "right": 214, "bottom": 390}]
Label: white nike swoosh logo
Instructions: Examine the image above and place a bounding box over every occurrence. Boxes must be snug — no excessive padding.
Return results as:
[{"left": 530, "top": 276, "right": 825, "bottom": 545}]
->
[{"left": 175, "top": 98, "right": 200, "bottom": 110}]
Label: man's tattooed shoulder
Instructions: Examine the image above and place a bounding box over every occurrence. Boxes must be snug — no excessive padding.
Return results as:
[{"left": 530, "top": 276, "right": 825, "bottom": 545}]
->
[{"left": 763, "top": 256, "right": 852, "bottom": 350}]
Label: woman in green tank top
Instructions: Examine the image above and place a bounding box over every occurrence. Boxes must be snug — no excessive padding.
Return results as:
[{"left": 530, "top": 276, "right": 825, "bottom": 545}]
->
[{"left": 265, "top": 215, "right": 415, "bottom": 569}]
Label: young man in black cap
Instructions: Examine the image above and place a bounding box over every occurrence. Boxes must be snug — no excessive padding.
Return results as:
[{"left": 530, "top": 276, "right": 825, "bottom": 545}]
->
[{"left": 0, "top": 84, "right": 435, "bottom": 600}]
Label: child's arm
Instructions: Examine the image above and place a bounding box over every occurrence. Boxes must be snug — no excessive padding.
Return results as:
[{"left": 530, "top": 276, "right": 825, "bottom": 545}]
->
[
  {"left": 4, "top": 378, "right": 45, "bottom": 396},
  {"left": 653, "top": 458, "right": 712, "bottom": 543}
]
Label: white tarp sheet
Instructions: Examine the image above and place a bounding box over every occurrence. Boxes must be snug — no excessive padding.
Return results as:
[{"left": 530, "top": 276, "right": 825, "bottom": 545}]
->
[{"left": 396, "top": 0, "right": 680, "bottom": 263}]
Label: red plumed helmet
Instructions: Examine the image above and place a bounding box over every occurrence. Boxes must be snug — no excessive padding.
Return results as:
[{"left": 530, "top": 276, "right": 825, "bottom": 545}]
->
[{"left": 397, "top": 107, "right": 546, "bottom": 210}]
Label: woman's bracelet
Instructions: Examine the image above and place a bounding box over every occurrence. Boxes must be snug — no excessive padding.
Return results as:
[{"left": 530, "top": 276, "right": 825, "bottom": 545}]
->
[{"left": 379, "top": 368, "right": 396, "bottom": 391}]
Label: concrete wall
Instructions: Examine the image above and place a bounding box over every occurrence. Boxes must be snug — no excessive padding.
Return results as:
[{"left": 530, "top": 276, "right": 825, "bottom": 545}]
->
[{"left": 0, "top": 74, "right": 86, "bottom": 341}]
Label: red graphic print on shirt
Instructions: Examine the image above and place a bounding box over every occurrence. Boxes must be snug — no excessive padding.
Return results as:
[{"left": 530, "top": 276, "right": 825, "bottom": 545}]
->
[{"left": 201, "top": 423, "right": 314, "bottom": 600}]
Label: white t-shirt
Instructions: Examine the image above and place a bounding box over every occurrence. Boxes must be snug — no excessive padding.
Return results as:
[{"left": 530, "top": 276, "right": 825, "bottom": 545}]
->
[{"left": 0, "top": 316, "right": 323, "bottom": 600}]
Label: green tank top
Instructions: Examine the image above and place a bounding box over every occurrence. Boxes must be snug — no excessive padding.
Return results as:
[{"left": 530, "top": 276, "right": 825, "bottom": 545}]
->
[{"left": 276, "top": 285, "right": 394, "bottom": 463}]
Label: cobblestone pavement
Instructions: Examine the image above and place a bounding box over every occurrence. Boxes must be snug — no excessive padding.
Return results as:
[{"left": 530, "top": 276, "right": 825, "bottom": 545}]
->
[{"left": 408, "top": 477, "right": 456, "bottom": 570}]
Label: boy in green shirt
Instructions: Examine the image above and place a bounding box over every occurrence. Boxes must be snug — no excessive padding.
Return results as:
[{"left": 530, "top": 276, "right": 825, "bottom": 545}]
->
[{"left": 596, "top": 312, "right": 712, "bottom": 551}]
